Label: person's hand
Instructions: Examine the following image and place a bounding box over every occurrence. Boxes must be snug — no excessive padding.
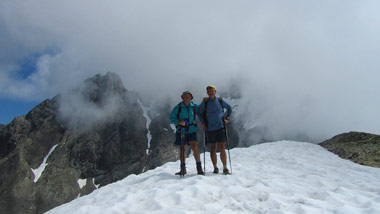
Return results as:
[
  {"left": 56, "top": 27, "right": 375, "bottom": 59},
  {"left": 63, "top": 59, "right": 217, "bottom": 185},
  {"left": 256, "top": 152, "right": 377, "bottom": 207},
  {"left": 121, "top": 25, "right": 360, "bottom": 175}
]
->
[
  {"left": 224, "top": 119, "right": 229, "bottom": 124},
  {"left": 201, "top": 123, "right": 206, "bottom": 130},
  {"left": 178, "top": 120, "right": 186, "bottom": 127}
]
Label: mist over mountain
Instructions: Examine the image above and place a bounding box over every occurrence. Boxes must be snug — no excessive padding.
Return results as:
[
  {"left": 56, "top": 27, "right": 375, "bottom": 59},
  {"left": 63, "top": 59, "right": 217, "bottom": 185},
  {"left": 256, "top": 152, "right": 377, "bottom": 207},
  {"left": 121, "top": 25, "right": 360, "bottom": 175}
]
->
[
  {"left": 0, "top": 72, "right": 184, "bottom": 214},
  {"left": 57, "top": 72, "right": 128, "bottom": 130},
  {"left": 1, "top": 1, "right": 380, "bottom": 143}
]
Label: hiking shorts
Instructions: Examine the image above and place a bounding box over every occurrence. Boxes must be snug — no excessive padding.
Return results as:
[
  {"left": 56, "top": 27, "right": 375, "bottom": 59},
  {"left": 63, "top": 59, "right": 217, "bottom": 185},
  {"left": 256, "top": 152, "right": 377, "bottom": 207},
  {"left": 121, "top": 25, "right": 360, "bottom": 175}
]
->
[
  {"left": 206, "top": 128, "right": 226, "bottom": 144},
  {"left": 174, "top": 132, "right": 197, "bottom": 146}
]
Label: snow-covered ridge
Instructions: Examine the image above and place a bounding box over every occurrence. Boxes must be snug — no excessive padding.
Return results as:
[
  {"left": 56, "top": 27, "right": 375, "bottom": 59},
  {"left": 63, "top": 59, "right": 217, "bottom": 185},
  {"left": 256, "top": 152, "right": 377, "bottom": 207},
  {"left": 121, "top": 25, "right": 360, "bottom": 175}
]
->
[{"left": 46, "top": 141, "right": 380, "bottom": 214}]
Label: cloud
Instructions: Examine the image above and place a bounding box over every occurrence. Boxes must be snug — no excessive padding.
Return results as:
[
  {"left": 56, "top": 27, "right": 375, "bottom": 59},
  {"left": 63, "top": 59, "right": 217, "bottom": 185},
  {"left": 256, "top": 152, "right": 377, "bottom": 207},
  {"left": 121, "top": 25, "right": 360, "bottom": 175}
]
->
[
  {"left": 56, "top": 73, "right": 127, "bottom": 131},
  {"left": 1, "top": 0, "right": 380, "bottom": 141},
  {"left": 57, "top": 90, "right": 125, "bottom": 131}
]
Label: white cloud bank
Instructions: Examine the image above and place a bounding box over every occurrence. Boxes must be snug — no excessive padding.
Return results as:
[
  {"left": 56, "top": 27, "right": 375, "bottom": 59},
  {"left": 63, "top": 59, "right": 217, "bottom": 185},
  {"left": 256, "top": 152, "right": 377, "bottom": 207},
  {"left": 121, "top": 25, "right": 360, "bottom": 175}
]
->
[{"left": 1, "top": 0, "right": 380, "bottom": 142}]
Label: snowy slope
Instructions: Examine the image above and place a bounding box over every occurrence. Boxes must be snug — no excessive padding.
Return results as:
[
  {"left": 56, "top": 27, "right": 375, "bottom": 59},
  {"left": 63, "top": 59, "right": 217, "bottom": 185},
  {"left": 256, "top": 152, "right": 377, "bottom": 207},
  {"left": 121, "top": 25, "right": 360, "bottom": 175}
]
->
[{"left": 46, "top": 141, "right": 380, "bottom": 214}]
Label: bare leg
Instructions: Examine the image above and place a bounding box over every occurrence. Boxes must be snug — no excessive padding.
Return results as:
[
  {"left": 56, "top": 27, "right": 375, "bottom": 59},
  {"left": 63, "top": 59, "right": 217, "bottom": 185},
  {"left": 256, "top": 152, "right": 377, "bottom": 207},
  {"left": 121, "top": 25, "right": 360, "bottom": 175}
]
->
[
  {"left": 210, "top": 143, "right": 217, "bottom": 168},
  {"left": 179, "top": 145, "right": 186, "bottom": 164},
  {"left": 218, "top": 142, "right": 227, "bottom": 168},
  {"left": 189, "top": 141, "right": 200, "bottom": 162}
]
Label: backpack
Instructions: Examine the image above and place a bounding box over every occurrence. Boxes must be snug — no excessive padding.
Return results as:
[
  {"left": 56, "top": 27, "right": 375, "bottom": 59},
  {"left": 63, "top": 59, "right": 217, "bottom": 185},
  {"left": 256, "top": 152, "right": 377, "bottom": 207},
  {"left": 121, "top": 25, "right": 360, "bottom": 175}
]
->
[{"left": 202, "top": 97, "right": 224, "bottom": 127}]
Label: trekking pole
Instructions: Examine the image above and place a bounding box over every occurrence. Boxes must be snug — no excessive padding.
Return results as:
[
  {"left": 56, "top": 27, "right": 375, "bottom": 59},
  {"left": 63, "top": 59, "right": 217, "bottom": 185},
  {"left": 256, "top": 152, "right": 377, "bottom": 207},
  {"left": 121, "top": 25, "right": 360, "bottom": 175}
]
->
[
  {"left": 181, "top": 144, "right": 185, "bottom": 178},
  {"left": 180, "top": 127, "right": 186, "bottom": 178},
  {"left": 203, "top": 127, "right": 207, "bottom": 176},
  {"left": 223, "top": 123, "right": 232, "bottom": 174}
]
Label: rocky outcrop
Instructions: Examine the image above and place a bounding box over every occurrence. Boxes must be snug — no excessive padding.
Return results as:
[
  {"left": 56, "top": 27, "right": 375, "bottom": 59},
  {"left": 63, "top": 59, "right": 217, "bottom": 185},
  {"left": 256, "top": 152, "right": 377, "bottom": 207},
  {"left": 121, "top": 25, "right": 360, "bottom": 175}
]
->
[
  {"left": 0, "top": 98, "right": 74, "bottom": 214},
  {"left": 0, "top": 72, "right": 177, "bottom": 214},
  {"left": 320, "top": 132, "right": 380, "bottom": 168},
  {"left": 145, "top": 101, "right": 178, "bottom": 170}
]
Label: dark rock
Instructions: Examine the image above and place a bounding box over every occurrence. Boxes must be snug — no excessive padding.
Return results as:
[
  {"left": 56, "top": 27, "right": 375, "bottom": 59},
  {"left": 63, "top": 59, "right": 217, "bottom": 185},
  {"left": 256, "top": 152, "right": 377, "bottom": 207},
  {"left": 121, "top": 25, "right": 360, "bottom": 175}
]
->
[
  {"left": 225, "top": 120, "right": 240, "bottom": 149},
  {"left": 0, "top": 72, "right": 151, "bottom": 214},
  {"left": 320, "top": 131, "right": 380, "bottom": 168},
  {"left": 0, "top": 124, "right": 15, "bottom": 159},
  {"left": 146, "top": 102, "right": 177, "bottom": 170}
]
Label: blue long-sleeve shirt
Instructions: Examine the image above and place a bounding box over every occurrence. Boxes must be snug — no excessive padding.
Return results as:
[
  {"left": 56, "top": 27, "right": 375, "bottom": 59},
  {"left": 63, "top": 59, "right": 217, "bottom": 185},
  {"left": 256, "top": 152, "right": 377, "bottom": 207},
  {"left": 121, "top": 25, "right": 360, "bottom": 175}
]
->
[{"left": 198, "top": 97, "right": 232, "bottom": 131}]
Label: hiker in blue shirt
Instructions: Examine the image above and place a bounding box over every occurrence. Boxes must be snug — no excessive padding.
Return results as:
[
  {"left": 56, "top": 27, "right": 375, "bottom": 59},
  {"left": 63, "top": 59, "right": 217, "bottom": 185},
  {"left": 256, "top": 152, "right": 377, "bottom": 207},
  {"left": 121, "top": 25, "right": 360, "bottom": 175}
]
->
[
  {"left": 198, "top": 85, "right": 232, "bottom": 175},
  {"left": 170, "top": 91, "right": 204, "bottom": 176}
]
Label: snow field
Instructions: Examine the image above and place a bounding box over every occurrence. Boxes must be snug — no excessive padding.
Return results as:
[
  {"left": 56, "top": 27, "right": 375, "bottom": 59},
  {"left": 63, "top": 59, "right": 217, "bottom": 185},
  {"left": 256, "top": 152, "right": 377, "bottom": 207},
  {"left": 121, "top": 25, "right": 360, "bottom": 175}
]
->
[{"left": 46, "top": 141, "right": 380, "bottom": 214}]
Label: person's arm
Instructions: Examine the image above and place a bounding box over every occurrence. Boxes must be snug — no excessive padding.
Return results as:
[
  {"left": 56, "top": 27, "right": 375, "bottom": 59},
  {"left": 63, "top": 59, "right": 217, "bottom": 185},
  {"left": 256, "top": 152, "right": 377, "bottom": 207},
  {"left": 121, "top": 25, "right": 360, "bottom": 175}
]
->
[
  {"left": 194, "top": 103, "right": 200, "bottom": 122},
  {"left": 197, "top": 101, "right": 205, "bottom": 124},
  {"left": 223, "top": 100, "right": 232, "bottom": 120},
  {"left": 169, "top": 104, "right": 180, "bottom": 125}
]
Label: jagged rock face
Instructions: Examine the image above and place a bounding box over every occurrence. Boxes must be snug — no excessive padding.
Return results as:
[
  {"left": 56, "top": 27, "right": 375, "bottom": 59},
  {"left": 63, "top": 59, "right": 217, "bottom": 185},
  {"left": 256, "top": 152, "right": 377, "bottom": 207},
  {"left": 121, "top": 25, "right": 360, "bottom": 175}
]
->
[
  {"left": 320, "top": 132, "right": 380, "bottom": 168},
  {"left": 0, "top": 99, "right": 68, "bottom": 214},
  {"left": 146, "top": 102, "right": 178, "bottom": 170},
  {"left": 0, "top": 72, "right": 154, "bottom": 214}
]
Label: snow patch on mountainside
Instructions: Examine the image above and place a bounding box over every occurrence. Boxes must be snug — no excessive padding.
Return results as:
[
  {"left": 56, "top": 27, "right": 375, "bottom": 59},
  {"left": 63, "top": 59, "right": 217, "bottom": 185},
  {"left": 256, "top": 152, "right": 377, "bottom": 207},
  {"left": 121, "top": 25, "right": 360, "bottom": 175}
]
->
[
  {"left": 137, "top": 99, "right": 152, "bottom": 156},
  {"left": 31, "top": 144, "right": 58, "bottom": 183}
]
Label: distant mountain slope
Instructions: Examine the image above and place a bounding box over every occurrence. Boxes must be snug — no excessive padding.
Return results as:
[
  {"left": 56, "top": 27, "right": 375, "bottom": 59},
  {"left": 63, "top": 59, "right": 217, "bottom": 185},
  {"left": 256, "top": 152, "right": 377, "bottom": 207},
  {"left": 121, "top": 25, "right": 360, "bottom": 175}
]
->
[
  {"left": 0, "top": 72, "right": 177, "bottom": 214},
  {"left": 47, "top": 141, "right": 380, "bottom": 214}
]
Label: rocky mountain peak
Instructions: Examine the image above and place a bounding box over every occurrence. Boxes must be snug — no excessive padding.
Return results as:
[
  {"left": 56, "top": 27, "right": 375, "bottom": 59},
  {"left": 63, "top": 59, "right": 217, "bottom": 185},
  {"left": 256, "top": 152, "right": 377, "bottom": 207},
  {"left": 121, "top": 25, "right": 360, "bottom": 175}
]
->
[
  {"left": 78, "top": 72, "right": 127, "bottom": 105},
  {"left": 85, "top": 72, "right": 126, "bottom": 93},
  {"left": 56, "top": 72, "right": 130, "bottom": 130},
  {"left": 0, "top": 72, "right": 155, "bottom": 214}
]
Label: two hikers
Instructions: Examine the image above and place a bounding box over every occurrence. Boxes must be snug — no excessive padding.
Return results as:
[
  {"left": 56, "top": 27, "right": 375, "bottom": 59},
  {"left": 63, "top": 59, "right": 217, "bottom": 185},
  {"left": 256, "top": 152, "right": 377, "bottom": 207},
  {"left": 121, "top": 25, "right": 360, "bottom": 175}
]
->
[{"left": 170, "top": 86, "right": 232, "bottom": 175}]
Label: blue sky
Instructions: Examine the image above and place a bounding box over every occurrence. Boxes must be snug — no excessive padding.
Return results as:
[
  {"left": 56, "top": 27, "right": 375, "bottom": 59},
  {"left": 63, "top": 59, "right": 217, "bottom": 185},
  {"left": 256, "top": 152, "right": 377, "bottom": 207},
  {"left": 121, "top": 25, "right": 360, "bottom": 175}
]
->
[
  {"left": 0, "top": 98, "right": 40, "bottom": 125},
  {"left": 0, "top": 51, "right": 49, "bottom": 124},
  {"left": 0, "top": 56, "right": 41, "bottom": 125}
]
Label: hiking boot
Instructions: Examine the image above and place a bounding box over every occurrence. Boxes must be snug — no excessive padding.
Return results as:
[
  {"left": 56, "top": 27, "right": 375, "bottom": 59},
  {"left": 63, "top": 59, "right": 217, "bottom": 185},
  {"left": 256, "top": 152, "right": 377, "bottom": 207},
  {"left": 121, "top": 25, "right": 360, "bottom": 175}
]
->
[
  {"left": 196, "top": 162, "right": 204, "bottom": 175},
  {"left": 223, "top": 168, "right": 230, "bottom": 175},
  {"left": 175, "top": 164, "right": 186, "bottom": 176},
  {"left": 213, "top": 167, "right": 219, "bottom": 174}
]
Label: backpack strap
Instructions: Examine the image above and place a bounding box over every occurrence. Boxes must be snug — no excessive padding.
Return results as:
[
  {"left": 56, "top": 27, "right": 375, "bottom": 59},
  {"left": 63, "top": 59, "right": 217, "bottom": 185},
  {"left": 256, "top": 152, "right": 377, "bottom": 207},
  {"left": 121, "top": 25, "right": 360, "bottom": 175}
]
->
[
  {"left": 176, "top": 102, "right": 182, "bottom": 121},
  {"left": 218, "top": 97, "right": 224, "bottom": 111},
  {"left": 192, "top": 102, "right": 197, "bottom": 122},
  {"left": 202, "top": 97, "right": 209, "bottom": 127}
]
